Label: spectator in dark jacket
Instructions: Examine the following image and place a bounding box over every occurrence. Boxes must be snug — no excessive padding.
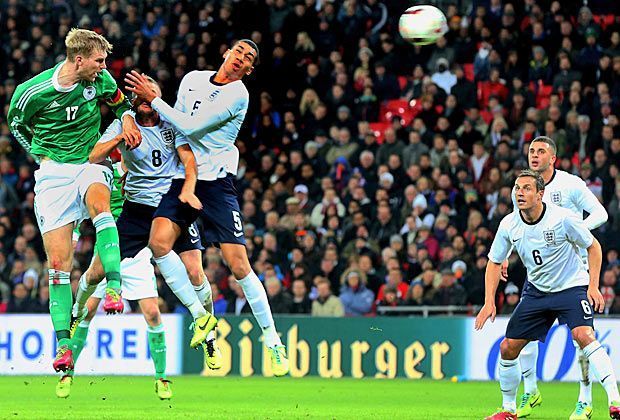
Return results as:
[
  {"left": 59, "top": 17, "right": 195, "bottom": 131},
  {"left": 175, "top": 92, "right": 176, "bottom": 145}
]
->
[
  {"left": 433, "top": 269, "right": 467, "bottom": 306},
  {"left": 7, "top": 283, "right": 31, "bottom": 313},
  {"left": 290, "top": 279, "right": 312, "bottom": 314},
  {"left": 265, "top": 276, "right": 293, "bottom": 313}
]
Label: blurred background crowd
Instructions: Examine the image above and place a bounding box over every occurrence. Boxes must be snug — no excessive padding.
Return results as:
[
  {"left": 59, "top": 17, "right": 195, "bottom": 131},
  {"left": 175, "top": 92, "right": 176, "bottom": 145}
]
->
[{"left": 1, "top": 0, "right": 620, "bottom": 317}]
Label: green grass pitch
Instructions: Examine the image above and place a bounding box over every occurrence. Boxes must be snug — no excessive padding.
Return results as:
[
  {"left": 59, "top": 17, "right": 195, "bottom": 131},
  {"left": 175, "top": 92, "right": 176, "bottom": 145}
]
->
[{"left": 0, "top": 376, "right": 612, "bottom": 419}]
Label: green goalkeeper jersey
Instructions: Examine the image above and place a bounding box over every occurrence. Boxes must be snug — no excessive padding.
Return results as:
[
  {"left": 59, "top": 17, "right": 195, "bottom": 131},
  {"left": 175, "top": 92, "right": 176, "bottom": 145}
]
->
[{"left": 8, "top": 61, "right": 131, "bottom": 164}]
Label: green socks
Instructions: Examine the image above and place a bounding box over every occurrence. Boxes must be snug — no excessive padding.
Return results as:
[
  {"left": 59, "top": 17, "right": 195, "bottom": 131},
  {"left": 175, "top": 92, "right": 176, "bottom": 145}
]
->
[
  {"left": 67, "top": 322, "right": 90, "bottom": 376},
  {"left": 48, "top": 269, "right": 72, "bottom": 343},
  {"left": 147, "top": 324, "right": 167, "bottom": 380},
  {"left": 93, "top": 212, "right": 121, "bottom": 290}
]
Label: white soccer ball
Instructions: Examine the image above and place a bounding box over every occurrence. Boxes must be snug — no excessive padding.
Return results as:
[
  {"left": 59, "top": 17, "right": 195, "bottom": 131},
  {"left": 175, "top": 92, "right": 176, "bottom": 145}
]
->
[{"left": 399, "top": 5, "right": 448, "bottom": 46}]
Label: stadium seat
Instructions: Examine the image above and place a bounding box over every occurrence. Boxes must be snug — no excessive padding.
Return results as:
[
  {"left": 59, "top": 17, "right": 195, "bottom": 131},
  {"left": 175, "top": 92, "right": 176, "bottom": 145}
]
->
[
  {"left": 380, "top": 99, "right": 419, "bottom": 126},
  {"left": 593, "top": 14, "right": 615, "bottom": 30},
  {"left": 480, "top": 109, "right": 494, "bottom": 124},
  {"left": 368, "top": 122, "right": 391, "bottom": 144},
  {"left": 463, "top": 63, "right": 474, "bottom": 82},
  {"left": 398, "top": 76, "right": 408, "bottom": 91},
  {"left": 535, "top": 84, "right": 553, "bottom": 109},
  {"left": 108, "top": 59, "right": 125, "bottom": 78}
]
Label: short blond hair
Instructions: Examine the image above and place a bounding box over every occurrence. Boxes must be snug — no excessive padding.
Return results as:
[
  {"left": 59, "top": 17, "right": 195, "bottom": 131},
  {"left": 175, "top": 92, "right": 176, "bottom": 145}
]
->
[{"left": 65, "top": 28, "right": 112, "bottom": 61}]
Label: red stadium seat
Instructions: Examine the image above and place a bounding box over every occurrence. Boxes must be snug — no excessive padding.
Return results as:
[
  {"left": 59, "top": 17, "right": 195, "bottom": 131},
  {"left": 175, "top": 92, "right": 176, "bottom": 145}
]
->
[
  {"left": 480, "top": 109, "right": 494, "bottom": 124},
  {"left": 535, "top": 84, "right": 553, "bottom": 109},
  {"left": 381, "top": 99, "right": 417, "bottom": 126},
  {"left": 593, "top": 14, "right": 616, "bottom": 30},
  {"left": 369, "top": 122, "right": 390, "bottom": 144},
  {"left": 398, "top": 76, "right": 408, "bottom": 91},
  {"left": 109, "top": 59, "right": 125, "bottom": 78},
  {"left": 463, "top": 63, "right": 474, "bottom": 81}
]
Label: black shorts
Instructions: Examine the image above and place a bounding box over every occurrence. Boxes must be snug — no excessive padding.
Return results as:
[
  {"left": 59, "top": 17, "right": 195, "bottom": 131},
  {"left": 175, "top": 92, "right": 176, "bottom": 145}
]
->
[
  {"left": 154, "top": 175, "right": 246, "bottom": 246},
  {"left": 116, "top": 200, "right": 204, "bottom": 259},
  {"left": 506, "top": 283, "right": 594, "bottom": 342}
]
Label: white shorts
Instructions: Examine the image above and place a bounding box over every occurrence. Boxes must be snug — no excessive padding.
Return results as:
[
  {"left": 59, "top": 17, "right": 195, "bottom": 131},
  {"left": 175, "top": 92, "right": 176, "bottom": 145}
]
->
[
  {"left": 34, "top": 160, "right": 112, "bottom": 234},
  {"left": 93, "top": 248, "right": 158, "bottom": 301}
]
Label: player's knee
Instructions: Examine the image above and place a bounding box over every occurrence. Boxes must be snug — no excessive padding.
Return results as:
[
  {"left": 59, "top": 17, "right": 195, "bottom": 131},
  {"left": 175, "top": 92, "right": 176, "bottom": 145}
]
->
[
  {"left": 142, "top": 304, "right": 161, "bottom": 325},
  {"left": 148, "top": 238, "right": 172, "bottom": 258},
  {"left": 500, "top": 338, "right": 519, "bottom": 360},
  {"left": 227, "top": 254, "right": 250, "bottom": 279},
  {"left": 231, "top": 263, "right": 250, "bottom": 280},
  {"left": 572, "top": 327, "right": 595, "bottom": 348}
]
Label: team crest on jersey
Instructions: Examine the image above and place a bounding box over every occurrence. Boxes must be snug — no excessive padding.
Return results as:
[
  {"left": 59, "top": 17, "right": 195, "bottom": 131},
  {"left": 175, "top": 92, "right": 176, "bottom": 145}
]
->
[
  {"left": 550, "top": 191, "right": 562, "bottom": 204},
  {"left": 543, "top": 229, "right": 556, "bottom": 245},
  {"left": 83, "top": 86, "right": 96, "bottom": 101},
  {"left": 207, "top": 90, "right": 221, "bottom": 102},
  {"left": 160, "top": 128, "right": 175, "bottom": 146}
]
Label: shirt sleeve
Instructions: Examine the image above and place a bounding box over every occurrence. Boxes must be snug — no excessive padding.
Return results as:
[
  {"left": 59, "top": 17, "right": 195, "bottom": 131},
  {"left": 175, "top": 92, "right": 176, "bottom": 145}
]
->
[
  {"left": 563, "top": 213, "right": 594, "bottom": 249},
  {"left": 100, "top": 69, "right": 131, "bottom": 119},
  {"left": 571, "top": 177, "right": 609, "bottom": 230},
  {"left": 98, "top": 119, "right": 123, "bottom": 143},
  {"left": 488, "top": 218, "right": 513, "bottom": 264},
  {"left": 151, "top": 86, "right": 248, "bottom": 140},
  {"left": 7, "top": 82, "right": 40, "bottom": 162}
]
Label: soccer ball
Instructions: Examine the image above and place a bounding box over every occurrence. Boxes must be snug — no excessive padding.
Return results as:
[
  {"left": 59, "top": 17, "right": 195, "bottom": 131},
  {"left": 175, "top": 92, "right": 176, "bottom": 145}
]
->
[{"left": 399, "top": 5, "right": 448, "bottom": 46}]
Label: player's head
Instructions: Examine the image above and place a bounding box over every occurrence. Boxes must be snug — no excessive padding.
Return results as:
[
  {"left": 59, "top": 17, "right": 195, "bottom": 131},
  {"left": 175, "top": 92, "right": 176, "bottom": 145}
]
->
[
  {"left": 528, "top": 136, "right": 557, "bottom": 173},
  {"left": 515, "top": 169, "right": 545, "bottom": 210},
  {"left": 65, "top": 28, "right": 113, "bottom": 82},
  {"left": 132, "top": 75, "right": 161, "bottom": 119},
  {"left": 221, "top": 39, "right": 259, "bottom": 80}
]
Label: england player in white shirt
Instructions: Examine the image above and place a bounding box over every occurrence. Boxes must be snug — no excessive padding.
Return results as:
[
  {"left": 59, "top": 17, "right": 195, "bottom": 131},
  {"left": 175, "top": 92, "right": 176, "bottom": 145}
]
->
[
  {"left": 504, "top": 136, "right": 608, "bottom": 419},
  {"left": 60, "top": 78, "right": 224, "bottom": 398},
  {"left": 476, "top": 170, "right": 620, "bottom": 420},
  {"left": 125, "top": 40, "right": 289, "bottom": 376}
]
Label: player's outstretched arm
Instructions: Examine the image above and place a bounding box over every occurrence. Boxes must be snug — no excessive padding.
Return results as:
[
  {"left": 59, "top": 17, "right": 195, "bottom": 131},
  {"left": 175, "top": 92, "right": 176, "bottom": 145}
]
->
[
  {"left": 475, "top": 260, "right": 501, "bottom": 330},
  {"left": 176, "top": 144, "right": 202, "bottom": 211},
  {"left": 586, "top": 238, "right": 605, "bottom": 312},
  {"left": 125, "top": 71, "right": 236, "bottom": 139},
  {"left": 89, "top": 120, "right": 125, "bottom": 163},
  {"left": 89, "top": 134, "right": 124, "bottom": 163}
]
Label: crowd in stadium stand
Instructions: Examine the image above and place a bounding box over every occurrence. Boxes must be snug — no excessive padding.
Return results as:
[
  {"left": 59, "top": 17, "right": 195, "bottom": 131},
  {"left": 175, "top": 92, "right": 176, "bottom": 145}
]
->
[{"left": 1, "top": 0, "right": 620, "bottom": 317}]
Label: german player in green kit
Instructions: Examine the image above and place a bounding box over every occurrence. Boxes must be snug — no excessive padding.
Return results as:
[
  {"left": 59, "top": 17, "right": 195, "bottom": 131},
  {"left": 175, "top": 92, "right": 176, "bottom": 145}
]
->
[{"left": 7, "top": 28, "right": 141, "bottom": 373}]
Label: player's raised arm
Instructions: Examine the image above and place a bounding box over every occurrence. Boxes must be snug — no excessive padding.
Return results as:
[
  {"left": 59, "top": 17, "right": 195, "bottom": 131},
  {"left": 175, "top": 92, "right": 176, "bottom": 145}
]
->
[
  {"left": 176, "top": 143, "right": 203, "bottom": 210},
  {"left": 125, "top": 71, "right": 243, "bottom": 139},
  {"left": 89, "top": 119, "right": 124, "bottom": 163}
]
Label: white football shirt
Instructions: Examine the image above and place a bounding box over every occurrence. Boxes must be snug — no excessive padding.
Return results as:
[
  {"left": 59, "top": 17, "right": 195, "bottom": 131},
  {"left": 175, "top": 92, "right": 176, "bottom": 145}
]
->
[
  {"left": 98, "top": 119, "right": 181, "bottom": 207},
  {"left": 511, "top": 169, "right": 608, "bottom": 265},
  {"left": 489, "top": 203, "right": 594, "bottom": 293},
  {"left": 151, "top": 70, "right": 249, "bottom": 181},
  {"left": 511, "top": 169, "right": 608, "bottom": 229}
]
